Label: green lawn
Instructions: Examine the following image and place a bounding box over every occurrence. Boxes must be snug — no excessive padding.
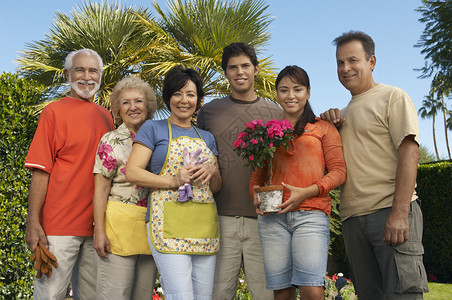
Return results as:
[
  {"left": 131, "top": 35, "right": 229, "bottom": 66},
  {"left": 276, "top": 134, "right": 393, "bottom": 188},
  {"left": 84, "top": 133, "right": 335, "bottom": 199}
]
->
[
  {"left": 323, "top": 282, "right": 450, "bottom": 300},
  {"left": 425, "top": 282, "right": 452, "bottom": 300}
]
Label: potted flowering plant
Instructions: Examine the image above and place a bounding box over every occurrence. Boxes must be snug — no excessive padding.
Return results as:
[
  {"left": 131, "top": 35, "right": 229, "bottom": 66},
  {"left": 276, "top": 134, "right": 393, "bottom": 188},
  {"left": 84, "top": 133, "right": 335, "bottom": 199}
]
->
[{"left": 233, "top": 119, "right": 294, "bottom": 212}]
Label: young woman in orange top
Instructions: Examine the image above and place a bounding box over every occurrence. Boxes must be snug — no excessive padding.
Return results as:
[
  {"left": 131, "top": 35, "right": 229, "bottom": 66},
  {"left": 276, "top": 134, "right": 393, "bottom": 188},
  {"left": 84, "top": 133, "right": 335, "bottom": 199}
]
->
[{"left": 250, "top": 65, "right": 346, "bottom": 300}]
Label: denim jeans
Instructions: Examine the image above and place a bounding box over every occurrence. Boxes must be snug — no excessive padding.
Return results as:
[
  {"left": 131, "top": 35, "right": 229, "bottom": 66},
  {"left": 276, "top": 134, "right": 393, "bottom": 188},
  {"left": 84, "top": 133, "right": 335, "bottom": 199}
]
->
[
  {"left": 258, "top": 210, "right": 329, "bottom": 289},
  {"left": 147, "top": 223, "right": 216, "bottom": 300}
]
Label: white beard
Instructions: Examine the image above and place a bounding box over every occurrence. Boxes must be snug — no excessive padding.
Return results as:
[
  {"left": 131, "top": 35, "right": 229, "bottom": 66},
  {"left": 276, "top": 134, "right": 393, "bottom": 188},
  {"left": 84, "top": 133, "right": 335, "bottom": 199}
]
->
[{"left": 69, "top": 75, "right": 101, "bottom": 99}]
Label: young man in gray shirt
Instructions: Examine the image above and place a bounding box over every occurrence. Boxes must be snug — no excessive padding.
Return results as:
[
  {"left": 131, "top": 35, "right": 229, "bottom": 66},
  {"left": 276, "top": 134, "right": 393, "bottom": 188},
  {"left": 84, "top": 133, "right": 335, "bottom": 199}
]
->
[{"left": 197, "top": 42, "right": 282, "bottom": 300}]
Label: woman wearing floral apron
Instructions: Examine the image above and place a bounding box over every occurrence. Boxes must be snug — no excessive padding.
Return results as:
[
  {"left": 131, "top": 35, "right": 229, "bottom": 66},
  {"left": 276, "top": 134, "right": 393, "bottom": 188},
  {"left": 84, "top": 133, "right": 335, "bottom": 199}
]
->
[{"left": 127, "top": 66, "right": 221, "bottom": 300}]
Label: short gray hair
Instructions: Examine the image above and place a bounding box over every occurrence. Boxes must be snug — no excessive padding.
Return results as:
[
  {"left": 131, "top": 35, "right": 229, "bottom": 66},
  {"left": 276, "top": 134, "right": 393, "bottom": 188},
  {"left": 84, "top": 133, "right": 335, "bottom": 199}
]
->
[
  {"left": 64, "top": 49, "right": 103, "bottom": 73},
  {"left": 110, "top": 76, "right": 157, "bottom": 125}
]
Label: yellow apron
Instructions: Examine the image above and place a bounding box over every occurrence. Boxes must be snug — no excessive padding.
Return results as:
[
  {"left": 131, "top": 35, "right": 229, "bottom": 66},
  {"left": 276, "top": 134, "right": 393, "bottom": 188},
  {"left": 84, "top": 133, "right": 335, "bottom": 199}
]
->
[
  {"left": 149, "top": 119, "right": 220, "bottom": 254},
  {"left": 105, "top": 201, "right": 151, "bottom": 255}
]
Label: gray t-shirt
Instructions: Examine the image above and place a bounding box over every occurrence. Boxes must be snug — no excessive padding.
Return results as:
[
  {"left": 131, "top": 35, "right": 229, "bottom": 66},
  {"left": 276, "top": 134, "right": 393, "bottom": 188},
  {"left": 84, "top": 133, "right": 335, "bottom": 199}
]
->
[{"left": 197, "top": 96, "right": 282, "bottom": 217}]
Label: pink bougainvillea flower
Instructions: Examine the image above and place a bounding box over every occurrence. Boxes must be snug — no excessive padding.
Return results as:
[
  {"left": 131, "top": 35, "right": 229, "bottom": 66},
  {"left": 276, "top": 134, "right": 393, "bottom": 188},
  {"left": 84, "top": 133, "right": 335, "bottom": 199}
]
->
[
  {"left": 332, "top": 275, "right": 338, "bottom": 282},
  {"left": 245, "top": 119, "right": 263, "bottom": 130},
  {"left": 232, "top": 118, "right": 294, "bottom": 171},
  {"left": 281, "top": 119, "right": 293, "bottom": 130},
  {"left": 232, "top": 139, "right": 243, "bottom": 149},
  {"left": 102, "top": 156, "right": 117, "bottom": 172},
  {"left": 237, "top": 132, "right": 247, "bottom": 139},
  {"left": 267, "top": 124, "right": 283, "bottom": 139},
  {"left": 97, "top": 142, "right": 113, "bottom": 160}
]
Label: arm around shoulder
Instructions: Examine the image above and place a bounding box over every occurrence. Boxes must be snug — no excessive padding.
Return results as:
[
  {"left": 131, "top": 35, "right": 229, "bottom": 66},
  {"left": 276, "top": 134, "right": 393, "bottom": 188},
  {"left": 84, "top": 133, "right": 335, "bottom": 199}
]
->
[{"left": 319, "top": 108, "right": 345, "bottom": 127}]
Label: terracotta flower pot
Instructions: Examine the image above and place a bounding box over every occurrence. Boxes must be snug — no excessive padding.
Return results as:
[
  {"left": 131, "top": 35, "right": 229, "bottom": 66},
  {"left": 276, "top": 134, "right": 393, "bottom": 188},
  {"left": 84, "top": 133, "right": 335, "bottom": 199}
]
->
[{"left": 256, "top": 185, "right": 283, "bottom": 213}]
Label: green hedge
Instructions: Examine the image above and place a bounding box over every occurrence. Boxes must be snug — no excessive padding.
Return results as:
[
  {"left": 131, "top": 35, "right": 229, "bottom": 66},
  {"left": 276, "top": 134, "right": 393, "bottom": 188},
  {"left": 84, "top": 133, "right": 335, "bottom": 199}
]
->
[
  {"left": 0, "top": 72, "right": 45, "bottom": 299},
  {"left": 417, "top": 161, "right": 452, "bottom": 283},
  {"left": 327, "top": 189, "right": 350, "bottom": 277}
]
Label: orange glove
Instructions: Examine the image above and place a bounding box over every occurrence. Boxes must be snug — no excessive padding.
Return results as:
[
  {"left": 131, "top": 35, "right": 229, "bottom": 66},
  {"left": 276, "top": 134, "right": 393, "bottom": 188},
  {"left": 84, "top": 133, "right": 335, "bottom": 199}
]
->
[{"left": 30, "top": 241, "right": 58, "bottom": 278}]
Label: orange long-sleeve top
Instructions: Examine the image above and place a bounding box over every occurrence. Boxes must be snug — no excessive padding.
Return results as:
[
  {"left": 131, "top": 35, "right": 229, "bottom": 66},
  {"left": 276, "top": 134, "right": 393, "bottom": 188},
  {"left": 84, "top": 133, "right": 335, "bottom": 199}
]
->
[{"left": 249, "top": 118, "right": 346, "bottom": 216}]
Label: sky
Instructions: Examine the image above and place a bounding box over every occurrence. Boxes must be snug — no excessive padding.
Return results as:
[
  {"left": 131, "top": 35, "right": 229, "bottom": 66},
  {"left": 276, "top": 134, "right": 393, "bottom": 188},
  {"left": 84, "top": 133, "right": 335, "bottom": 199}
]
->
[{"left": 1, "top": 0, "right": 450, "bottom": 158}]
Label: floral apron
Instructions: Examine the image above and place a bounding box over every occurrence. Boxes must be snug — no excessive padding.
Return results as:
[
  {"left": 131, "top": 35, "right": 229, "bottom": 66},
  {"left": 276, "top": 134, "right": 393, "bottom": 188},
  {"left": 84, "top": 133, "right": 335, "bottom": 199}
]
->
[{"left": 149, "top": 119, "right": 220, "bottom": 254}]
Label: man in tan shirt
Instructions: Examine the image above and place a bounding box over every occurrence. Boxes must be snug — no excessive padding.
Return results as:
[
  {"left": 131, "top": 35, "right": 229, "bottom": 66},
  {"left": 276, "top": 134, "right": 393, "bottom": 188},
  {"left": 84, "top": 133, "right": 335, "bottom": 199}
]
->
[{"left": 321, "top": 31, "right": 428, "bottom": 299}]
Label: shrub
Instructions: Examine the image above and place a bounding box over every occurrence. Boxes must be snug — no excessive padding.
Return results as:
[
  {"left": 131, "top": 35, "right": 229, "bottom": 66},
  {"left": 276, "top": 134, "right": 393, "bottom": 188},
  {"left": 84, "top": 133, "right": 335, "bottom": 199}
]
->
[
  {"left": 417, "top": 161, "right": 452, "bottom": 283},
  {"left": 0, "top": 72, "right": 45, "bottom": 299},
  {"left": 327, "top": 188, "right": 350, "bottom": 277}
]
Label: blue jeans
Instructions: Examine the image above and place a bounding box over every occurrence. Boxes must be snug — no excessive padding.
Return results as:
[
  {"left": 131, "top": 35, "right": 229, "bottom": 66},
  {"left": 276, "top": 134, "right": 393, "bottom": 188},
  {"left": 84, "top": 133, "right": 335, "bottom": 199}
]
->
[
  {"left": 258, "top": 210, "right": 329, "bottom": 290},
  {"left": 147, "top": 223, "right": 216, "bottom": 300}
]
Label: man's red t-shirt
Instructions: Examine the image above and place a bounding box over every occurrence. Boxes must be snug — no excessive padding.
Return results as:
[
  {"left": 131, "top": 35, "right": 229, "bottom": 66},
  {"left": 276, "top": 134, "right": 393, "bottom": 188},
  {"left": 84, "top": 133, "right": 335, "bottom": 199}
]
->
[{"left": 25, "top": 96, "right": 114, "bottom": 236}]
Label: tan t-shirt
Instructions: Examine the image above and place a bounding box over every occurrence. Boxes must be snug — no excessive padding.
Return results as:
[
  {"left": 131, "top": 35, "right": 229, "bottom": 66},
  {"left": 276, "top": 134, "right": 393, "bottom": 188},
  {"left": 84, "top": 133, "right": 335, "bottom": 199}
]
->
[{"left": 339, "top": 84, "right": 419, "bottom": 221}]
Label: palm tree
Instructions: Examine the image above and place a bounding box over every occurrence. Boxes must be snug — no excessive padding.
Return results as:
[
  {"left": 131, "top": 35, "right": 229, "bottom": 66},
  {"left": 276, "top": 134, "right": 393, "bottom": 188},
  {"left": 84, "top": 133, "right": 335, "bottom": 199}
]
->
[
  {"left": 16, "top": 1, "right": 172, "bottom": 116},
  {"left": 418, "top": 94, "right": 441, "bottom": 160},
  {"left": 431, "top": 73, "right": 451, "bottom": 159},
  {"left": 17, "top": 0, "right": 277, "bottom": 118},
  {"left": 415, "top": 0, "right": 452, "bottom": 81},
  {"left": 447, "top": 111, "right": 452, "bottom": 148},
  {"left": 145, "top": 0, "right": 277, "bottom": 100}
]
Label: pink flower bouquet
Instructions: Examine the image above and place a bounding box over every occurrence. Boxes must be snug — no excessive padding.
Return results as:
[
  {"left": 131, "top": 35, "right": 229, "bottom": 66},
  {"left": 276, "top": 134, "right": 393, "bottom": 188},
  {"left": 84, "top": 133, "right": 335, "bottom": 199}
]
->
[{"left": 232, "top": 119, "right": 294, "bottom": 170}]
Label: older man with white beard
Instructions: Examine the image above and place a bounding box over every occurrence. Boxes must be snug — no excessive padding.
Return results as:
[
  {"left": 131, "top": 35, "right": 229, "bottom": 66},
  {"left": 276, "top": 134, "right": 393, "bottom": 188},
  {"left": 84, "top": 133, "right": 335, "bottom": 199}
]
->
[{"left": 25, "top": 49, "right": 114, "bottom": 300}]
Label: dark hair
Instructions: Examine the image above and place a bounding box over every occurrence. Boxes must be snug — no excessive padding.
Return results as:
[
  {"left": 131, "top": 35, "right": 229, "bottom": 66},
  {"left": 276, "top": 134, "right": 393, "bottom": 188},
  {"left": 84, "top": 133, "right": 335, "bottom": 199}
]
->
[
  {"left": 221, "top": 43, "right": 259, "bottom": 72},
  {"left": 162, "top": 65, "right": 205, "bottom": 112},
  {"left": 333, "top": 30, "right": 375, "bottom": 60},
  {"left": 275, "top": 65, "right": 316, "bottom": 135}
]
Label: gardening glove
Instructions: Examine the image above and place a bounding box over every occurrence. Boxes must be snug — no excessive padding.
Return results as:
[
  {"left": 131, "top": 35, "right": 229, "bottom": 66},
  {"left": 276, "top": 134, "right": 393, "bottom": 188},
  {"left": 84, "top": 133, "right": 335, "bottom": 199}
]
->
[
  {"left": 184, "top": 147, "right": 208, "bottom": 167},
  {"left": 30, "top": 240, "right": 58, "bottom": 278},
  {"left": 178, "top": 183, "right": 193, "bottom": 202},
  {"left": 178, "top": 148, "right": 207, "bottom": 202}
]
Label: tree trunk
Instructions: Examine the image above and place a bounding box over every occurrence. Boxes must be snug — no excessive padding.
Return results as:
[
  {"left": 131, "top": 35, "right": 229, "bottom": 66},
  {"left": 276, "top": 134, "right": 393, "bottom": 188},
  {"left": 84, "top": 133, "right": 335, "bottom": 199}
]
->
[
  {"left": 433, "top": 114, "right": 439, "bottom": 160},
  {"left": 441, "top": 94, "right": 451, "bottom": 159}
]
